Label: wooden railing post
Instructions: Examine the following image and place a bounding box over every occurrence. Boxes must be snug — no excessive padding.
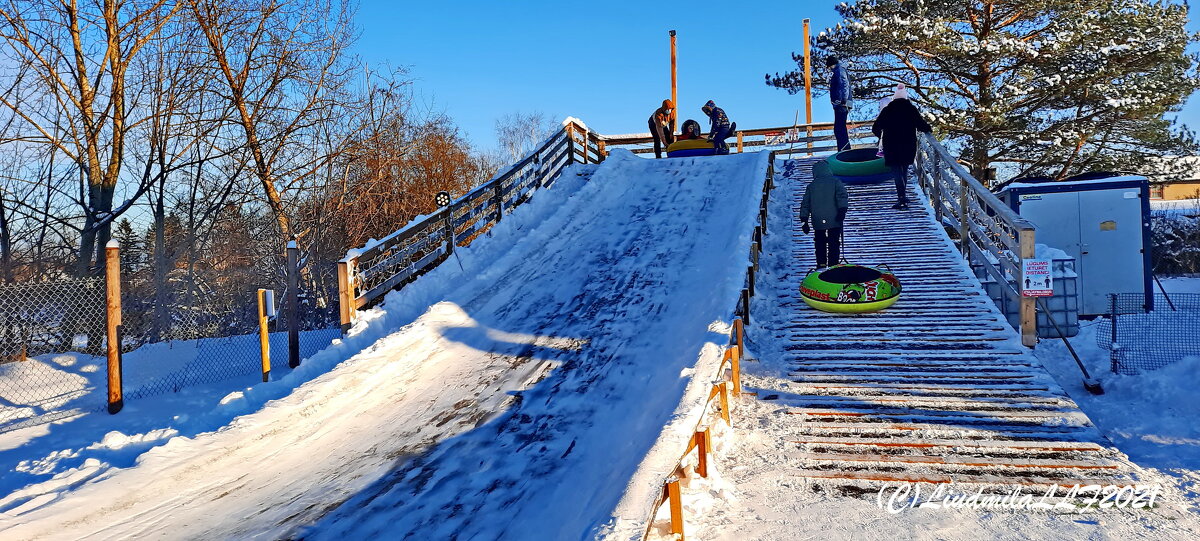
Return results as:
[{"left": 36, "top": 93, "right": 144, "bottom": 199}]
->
[
  {"left": 930, "top": 151, "right": 943, "bottom": 223},
  {"left": 665, "top": 479, "right": 684, "bottom": 538},
  {"left": 286, "top": 239, "right": 300, "bottom": 368},
  {"left": 694, "top": 428, "right": 711, "bottom": 478},
  {"left": 1019, "top": 228, "right": 1038, "bottom": 347},
  {"left": 104, "top": 241, "right": 123, "bottom": 414},
  {"left": 959, "top": 176, "right": 970, "bottom": 255},
  {"left": 582, "top": 128, "right": 590, "bottom": 164},
  {"left": 736, "top": 131, "right": 744, "bottom": 153},
  {"left": 337, "top": 259, "right": 354, "bottom": 333},
  {"left": 566, "top": 124, "right": 576, "bottom": 164},
  {"left": 597, "top": 139, "right": 607, "bottom": 160}
]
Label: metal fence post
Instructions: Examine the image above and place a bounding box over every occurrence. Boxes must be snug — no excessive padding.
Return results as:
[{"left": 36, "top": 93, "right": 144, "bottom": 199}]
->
[
  {"left": 1109, "top": 294, "right": 1120, "bottom": 373},
  {"left": 104, "top": 241, "right": 123, "bottom": 414},
  {"left": 286, "top": 239, "right": 300, "bottom": 369}
]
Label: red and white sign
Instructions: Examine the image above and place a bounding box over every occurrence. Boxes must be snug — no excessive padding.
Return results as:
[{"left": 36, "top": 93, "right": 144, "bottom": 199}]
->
[{"left": 1021, "top": 259, "right": 1053, "bottom": 297}]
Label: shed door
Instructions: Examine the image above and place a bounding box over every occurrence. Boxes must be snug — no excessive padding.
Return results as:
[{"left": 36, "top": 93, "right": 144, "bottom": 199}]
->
[{"left": 1077, "top": 189, "right": 1145, "bottom": 314}]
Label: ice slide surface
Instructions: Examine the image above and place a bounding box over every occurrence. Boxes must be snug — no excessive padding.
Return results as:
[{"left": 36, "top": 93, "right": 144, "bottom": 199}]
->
[{"left": 0, "top": 150, "right": 769, "bottom": 540}]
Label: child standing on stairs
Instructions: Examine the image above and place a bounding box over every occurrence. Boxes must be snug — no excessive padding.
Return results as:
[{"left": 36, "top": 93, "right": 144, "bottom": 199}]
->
[{"left": 799, "top": 160, "right": 849, "bottom": 268}]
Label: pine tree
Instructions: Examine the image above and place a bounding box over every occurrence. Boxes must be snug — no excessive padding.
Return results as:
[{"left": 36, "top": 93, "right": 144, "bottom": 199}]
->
[
  {"left": 767, "top": 0, "right": 1200, "bottom": 183},
  {"left": 113, "top": 218, "right": 144, "bottom": 275}
]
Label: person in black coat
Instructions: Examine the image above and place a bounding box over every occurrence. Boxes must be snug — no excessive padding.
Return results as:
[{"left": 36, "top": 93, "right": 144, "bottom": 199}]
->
[{"left": 871, "top": 84, "right": 932, "bottom": 210}]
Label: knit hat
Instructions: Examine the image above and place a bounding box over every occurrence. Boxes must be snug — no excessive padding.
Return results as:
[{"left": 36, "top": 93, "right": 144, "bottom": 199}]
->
[
  {"left": 702, "top": 99, "right": 716, "bottom": 113},
  {"left": 662, "top": 99, "right": 674, "bottom": 109},
  {"left": 893, "top": 83, "right": 909, "bottom": 100}
]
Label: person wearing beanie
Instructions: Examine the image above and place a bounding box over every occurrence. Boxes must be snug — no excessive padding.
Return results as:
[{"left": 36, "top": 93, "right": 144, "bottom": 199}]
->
[
  {"left": 648, "top": 99, "right": 676, "bottom": 158},
  {"left": 798, "top": 160, "right": 850, "bottom": 268},
  {"left": 701, "top": 100, "right": 733, "bottom": 155},
  {"left": 827, "top": 56, "right": 853, "bottom": 151},
  {"left": 872, "top": 83, "right": 932, "bottom": 209}
]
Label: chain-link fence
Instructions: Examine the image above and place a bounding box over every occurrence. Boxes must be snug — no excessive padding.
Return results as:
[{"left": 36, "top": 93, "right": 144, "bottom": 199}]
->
[
  {"left": 0, "top": 278, "right": 107, "bottom": 430},
  {"left": 1097, "top": 292, "right": 1200, "bottom": 374},
  {"left": 2, "top": 271, "right": 341, "bottom": 433}
]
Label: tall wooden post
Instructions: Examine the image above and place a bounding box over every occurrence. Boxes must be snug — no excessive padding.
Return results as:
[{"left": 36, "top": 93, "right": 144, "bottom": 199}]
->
[
  {"left": 337, "top": 259, "right": 354, "bottom": 333},
  {"left": 803, "top": 18, "right": 813, "bottom": 154},
  {"left": 286, "top": 239, "right": 300, "bottom": 368},
  {"left": 1018, "top": 229, "right": 1038, "bottom": 347},
  {"left": 104, "top": 241, "right": 123, "bottom": 414},
  {"left": 669, "top": 30, "right": 677, "bottom": 118},
  {"left": 258, "top": 288, "right": 271, "bottom": 382}
]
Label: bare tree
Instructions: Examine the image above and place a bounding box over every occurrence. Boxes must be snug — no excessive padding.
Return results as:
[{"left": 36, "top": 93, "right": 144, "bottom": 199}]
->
[
  {"left": 495, "top": 111, "right": 556, "bottom": 162},
  {"left": 0, "top": 0, "right": 182, "bottom": 274}
]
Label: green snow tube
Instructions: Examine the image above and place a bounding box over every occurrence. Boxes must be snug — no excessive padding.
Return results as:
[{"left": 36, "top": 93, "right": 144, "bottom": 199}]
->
[
  {"left": 800, "top": 264, "right": 901, "bottom": 313},
  {"left": 826, "top": 148, "right": 889, "bottom": 185}
]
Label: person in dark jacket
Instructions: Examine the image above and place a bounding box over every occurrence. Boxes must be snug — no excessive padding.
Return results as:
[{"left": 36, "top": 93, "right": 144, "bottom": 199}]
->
[
  {"left": 872, "top": 84, "right": 931, "bottom": 209},
  {"left": 828, "top": 56, "right": 853, "bottom": 151},
  {"left": 701, "top": 100, "right": 732, "bottom": 155},
  {"left": 799, "top": 160, "right": 850, "bottom": 268},
  {"left": 648, "top": 99, "right": 676, "bottom": 158}
]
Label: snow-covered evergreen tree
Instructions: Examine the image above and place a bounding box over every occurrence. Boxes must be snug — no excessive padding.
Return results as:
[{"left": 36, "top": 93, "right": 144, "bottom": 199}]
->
[{"left": 767, "top": 0, "right": 1200, "bottom": 183}]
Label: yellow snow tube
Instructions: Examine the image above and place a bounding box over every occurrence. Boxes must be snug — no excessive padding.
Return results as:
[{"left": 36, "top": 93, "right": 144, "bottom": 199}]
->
[{"left": 666, "top": 139, "right": 715, "bottom": 157}]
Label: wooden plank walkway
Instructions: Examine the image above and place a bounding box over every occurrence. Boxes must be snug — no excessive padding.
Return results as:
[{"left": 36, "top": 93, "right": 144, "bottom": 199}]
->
[{"left": 761, "top": 157, "right": 1134, "bottom": 491}]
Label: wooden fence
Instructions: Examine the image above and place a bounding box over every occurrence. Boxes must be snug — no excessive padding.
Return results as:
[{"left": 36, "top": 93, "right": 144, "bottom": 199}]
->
[
  {"left": 914, "top": 133, "right": 1038, "bottom": 346},
  {"left": 337, "top": 119, "right": 604, "bottom": 330},
  {"left": 638, "top": 153, "right": 774, "bottom": 540},
  {"left": 602, "top": 121, "right": 876, "bottom": 156}
]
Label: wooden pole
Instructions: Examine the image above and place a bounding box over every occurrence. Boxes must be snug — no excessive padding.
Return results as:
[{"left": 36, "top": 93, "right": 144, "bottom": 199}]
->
[
  {"left": 1018, "top": 229, "right": 1038, "bottom": 347},
  {"left": 104, "top": 241, "right": 123, "bottom": 414},
  {"left": 803, "top": 19, "right": 813, "bottom": 155},
  {"left": 694, "top": 428, "right": 710, "bottom": 478},
  {"left": 337, "top": 259, "right": 353, "bottom": 333},
  {"left": 666, "top": 479, "right": 684, "bottom": 537},
  {"left": 736, "top": 131, "right": 744, "bottom": 153},
  {"left": 258, "top": 288, "right": 270, "bottom": 382},
  {"left": 286, "top": 239, "right": 300, "bottom": 368},
  {"left": 670, "top": 30, "right": 677, "bottom": 121}
]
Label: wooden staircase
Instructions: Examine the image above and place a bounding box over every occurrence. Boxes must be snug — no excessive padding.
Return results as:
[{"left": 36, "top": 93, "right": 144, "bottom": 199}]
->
[{"left": 763, "top": 158, "right": 1134, "bottom": 491}]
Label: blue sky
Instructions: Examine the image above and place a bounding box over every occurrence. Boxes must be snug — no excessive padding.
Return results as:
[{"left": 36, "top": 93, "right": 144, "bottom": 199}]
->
[{"left": 353, "top": 1, "right": 1200, "bottom": 153}]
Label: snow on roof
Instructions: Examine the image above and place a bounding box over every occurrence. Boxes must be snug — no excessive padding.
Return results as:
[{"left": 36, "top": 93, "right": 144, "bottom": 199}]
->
[{"left": 1004, "top": 175, "right": 1146, "bottom": 190}]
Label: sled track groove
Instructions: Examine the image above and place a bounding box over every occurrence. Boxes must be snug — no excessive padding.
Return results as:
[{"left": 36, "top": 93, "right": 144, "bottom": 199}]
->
[{"left": 755, "top": 158, "right": 1134, "bottom": 492}]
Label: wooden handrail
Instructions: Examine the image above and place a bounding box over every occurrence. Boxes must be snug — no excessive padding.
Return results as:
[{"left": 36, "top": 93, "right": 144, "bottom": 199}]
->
[
  {"left": 338, "top": 119, "right": 595, "bottom": 331},
  {"left": 915, "top": 133, "right": 1038, "bottom": 346}
]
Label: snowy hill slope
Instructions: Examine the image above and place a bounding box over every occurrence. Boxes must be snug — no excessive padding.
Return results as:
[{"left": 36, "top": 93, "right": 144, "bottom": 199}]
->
[{"left": 0, "top": 150, "right": 770, "bottom": 540}]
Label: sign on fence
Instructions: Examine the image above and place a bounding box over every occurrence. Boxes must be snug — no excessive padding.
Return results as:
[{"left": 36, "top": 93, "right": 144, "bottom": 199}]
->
[
  {"left": 1021, "top": 259, "right": 1053, "bottom": 297},
  {"left": 763, "top": 128, "right": 802, "bottom": 146}
]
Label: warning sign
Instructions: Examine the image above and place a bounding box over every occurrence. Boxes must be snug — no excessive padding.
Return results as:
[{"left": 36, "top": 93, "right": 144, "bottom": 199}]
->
[{"left": 1021, "top": 259, "right": 1053, "bottom": 297}]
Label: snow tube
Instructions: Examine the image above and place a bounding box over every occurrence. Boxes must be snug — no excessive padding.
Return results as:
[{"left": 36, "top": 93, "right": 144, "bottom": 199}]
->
[
  {"left": 800, "top": 264, "right": 901, "bottom": 313},
  {"left": 827, "top": 148, "right": 888, "bottom": 183},
  {"left": 667, "top": 138, "right": 715, "bottom": 157}
]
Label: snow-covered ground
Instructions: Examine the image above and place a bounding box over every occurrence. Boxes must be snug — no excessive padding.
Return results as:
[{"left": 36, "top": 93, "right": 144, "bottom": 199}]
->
[
  {"left": 0, "top": 150, "right": 769, "bottom": 539},
  {"left": 1035, "top": 276, "right": 1200, "bottom": 514}
]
